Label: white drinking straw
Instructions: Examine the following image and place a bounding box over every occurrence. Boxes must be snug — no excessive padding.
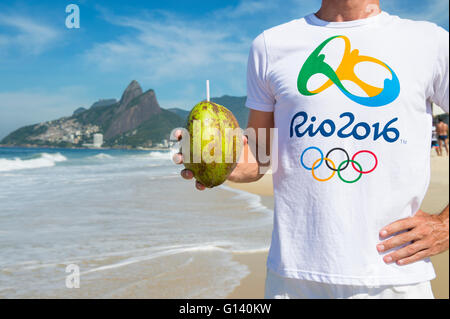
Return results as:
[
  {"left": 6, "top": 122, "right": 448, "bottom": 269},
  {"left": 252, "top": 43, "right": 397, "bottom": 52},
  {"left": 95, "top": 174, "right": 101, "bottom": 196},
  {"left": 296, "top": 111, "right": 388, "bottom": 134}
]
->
[{"left": 206, "top": 80, "right": 210, "bottom": 102}]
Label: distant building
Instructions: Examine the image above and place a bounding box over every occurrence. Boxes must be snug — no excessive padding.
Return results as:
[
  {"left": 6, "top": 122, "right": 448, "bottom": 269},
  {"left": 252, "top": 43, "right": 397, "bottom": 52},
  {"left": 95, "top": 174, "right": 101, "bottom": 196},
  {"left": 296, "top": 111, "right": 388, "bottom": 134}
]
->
[
  {"left": 83, "top": 133, "right": 103, "bottom": 148},
  {"left": 93, "top": 133, "right": 103, "bottom": 147}
]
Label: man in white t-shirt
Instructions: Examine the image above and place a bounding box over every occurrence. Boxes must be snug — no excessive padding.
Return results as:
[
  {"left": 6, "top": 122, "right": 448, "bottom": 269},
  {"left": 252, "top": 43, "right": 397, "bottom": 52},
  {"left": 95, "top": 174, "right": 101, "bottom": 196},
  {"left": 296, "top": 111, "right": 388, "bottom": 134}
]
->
[{"left": 174, "top": 0, "right": 449, "bottom": 298}]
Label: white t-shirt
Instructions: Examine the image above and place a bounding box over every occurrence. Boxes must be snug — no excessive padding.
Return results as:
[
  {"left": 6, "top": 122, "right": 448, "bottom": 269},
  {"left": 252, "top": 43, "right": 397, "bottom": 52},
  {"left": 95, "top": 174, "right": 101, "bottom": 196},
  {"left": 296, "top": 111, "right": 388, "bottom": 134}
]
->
[{"left": 246, "top": 11, "right": 449, "bottom": 286}]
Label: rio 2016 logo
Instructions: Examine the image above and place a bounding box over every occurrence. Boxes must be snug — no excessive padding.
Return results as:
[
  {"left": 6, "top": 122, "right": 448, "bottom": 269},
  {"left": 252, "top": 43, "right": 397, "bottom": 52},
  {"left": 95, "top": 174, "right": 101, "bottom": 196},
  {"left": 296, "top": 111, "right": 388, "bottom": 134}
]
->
[
  {"left": 293, "top": 35, "right": 402, "bottom": 182},
  {"left": 297, "top": 35, "right": 400, "bottom": 107}
]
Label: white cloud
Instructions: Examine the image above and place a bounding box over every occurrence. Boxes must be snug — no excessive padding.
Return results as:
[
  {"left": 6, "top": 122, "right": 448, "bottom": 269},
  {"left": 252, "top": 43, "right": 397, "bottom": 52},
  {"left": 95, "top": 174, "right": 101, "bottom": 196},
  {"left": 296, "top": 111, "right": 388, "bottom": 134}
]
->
[
  {"left": 84, "top": 0, "right": 324, "bottom": 83},
  {"left": 0, "top": 14, "right": 60, "bottom": 55},
  {"left": 84, "top": 12, "right": 250, "bottom": 83},
  {"left": 214, "top": 0, "right": 275, "bottom": 18},
  {"left": 83, "top": 0, "right": 319, "bottom": 109}
]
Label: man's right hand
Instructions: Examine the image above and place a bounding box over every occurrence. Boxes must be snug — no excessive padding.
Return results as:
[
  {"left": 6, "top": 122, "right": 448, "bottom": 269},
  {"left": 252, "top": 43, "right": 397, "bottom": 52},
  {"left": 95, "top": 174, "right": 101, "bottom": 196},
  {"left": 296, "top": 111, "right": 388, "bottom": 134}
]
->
[{"left": 172, "top": 129, "right": 207, "bottom": 191}]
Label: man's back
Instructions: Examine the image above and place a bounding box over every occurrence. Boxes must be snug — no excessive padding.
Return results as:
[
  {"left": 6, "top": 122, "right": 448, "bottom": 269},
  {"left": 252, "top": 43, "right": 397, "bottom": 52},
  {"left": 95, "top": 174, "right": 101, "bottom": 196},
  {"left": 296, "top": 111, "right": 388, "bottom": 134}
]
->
[{"left": 437, "top": 121, "right": 448, "bottom": 136}]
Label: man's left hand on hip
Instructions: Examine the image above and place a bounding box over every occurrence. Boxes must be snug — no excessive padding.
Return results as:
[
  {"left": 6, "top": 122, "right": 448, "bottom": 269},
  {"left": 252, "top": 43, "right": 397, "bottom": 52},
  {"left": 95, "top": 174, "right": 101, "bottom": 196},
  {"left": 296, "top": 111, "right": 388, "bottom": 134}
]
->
[{"left": 377, "top": 207, "right": 449, "bottom": 265}]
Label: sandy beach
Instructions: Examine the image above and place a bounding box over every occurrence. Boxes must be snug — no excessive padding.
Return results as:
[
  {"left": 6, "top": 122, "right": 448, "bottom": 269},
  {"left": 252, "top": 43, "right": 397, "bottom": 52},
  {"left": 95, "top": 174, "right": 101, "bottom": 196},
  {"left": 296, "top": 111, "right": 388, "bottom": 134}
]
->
[{"left": 226, "top": 154, "right": 449, "bottom": 299}]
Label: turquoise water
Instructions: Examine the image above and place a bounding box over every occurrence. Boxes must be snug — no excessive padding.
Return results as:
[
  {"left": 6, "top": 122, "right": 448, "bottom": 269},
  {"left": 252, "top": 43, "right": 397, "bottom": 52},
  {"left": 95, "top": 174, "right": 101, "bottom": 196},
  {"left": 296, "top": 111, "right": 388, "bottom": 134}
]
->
[
  {"left": 0, "top": 147, "right": 152, "bottom": 160},
  {"left": 0, "top": 147, "right": 273, "bottom": 298},
  {"left": 0, "top": 147, "right": 143, "bottom": 160}
]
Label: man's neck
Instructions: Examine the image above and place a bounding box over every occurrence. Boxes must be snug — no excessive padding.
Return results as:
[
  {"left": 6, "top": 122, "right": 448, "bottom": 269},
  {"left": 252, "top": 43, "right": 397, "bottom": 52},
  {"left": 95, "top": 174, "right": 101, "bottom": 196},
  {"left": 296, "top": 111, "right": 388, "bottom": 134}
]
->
[{"left": 316, "top": 0, "right": 381, "bottom": 22}]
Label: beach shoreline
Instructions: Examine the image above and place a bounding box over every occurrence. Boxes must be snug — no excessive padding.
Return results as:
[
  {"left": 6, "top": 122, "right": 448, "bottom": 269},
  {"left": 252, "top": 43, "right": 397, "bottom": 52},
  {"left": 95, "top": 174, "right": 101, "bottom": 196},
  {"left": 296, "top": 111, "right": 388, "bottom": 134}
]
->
[
  {"left": 226, "top": 155, "right": 449, "bottom": 299},
  {"left": 0, "top": 145, "right": 170, "bottom": 151},
  {"left": 227, "top": 251, "right": 268, "bottom": 299}
]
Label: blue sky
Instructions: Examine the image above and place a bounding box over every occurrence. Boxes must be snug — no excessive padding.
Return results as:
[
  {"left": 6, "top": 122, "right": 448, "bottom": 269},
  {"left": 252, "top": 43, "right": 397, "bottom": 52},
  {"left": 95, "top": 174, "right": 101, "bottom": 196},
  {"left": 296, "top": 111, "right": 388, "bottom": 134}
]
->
[{"left": 0, "top": 0, "right": 448, "bottom": 139}]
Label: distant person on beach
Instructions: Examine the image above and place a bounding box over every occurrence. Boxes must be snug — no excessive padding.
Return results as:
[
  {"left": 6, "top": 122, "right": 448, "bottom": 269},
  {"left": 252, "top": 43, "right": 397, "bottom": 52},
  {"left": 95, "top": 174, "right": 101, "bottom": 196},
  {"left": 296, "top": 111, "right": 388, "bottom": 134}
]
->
[
  {"left": 436, "top": 119, "right": 449, "bottom": 156},
  {"left": 174, "top": 0, "right": 449, "bottom": 299},
  {"left": 431, "top": 125, "right": 440, "bottom": 155}
]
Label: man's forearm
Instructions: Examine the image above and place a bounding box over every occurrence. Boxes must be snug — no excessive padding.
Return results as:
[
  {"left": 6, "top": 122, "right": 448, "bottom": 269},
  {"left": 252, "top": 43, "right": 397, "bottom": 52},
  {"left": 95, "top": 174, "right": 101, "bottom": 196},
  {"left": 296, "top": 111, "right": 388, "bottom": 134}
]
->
[
  {"left": 227, "top": 141, "right": 265, "bottom": 183},
  {"left": 227, "top": 109, "right": 275, "bottom": 183},
  {"left": 227, "top": 162, "right": 263, "bottom": 183}
]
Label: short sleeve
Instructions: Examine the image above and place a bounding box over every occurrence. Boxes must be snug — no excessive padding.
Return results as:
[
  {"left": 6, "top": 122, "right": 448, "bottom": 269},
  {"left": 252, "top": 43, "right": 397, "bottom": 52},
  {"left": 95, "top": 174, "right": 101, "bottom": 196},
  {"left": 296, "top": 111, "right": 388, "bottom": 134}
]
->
[
  {"left": 430, "top": 26, "right": 449, "bottom": 113},
  {"left": 245, "top": 32, "right": 275, "bottom": 112}
]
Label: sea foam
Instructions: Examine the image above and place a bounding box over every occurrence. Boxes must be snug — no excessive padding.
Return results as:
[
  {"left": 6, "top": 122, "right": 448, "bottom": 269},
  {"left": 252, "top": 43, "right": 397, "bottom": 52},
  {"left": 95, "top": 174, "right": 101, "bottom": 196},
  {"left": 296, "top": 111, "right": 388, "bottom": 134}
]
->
[
  {"left": 219, "top": 184, "right": 273, "bottom": 215},
  {"left": 81, "top": 242, "right": 231, "bottom": 275},
  {"left": 147, "top": 151, "right": 172, "bottom": 160},
  {"left": 0, "top": 152, "right": 67, "bottom": 172},
  {"left": 90, "top": 153, "right": 113, "bottom": 160}
]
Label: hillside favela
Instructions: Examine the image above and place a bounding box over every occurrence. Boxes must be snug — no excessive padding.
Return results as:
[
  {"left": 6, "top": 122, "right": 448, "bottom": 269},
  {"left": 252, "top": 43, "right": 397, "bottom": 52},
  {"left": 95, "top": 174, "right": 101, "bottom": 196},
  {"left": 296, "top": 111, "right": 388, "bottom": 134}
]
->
[{"left": 0, "top": 80, "right": 248, "bottom": 150}]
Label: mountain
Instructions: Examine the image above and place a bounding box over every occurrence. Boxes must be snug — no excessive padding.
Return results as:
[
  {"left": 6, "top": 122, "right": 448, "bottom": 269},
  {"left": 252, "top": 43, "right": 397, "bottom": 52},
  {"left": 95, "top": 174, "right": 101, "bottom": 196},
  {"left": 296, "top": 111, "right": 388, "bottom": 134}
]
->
[
  {"left": 105, "top": 84, "right": 162, "bottom": 139},
  {"left": 210, "top": 95, "right": 248, "bottom": 128},
  {"left": 72, "top": 99, "right": 117, "bottom": 117},
  {"left": 1, "top": 81, "right": 184, "bottom": 148},
  {"left": 117, "top": 80, "right": 142, "bottom": 112},
  {"left": 73, "top": 107, "right": 87, "bottom": 116},
  {"left": 169, "top": 96, "right": 248, "bottom": 128},
  {"left": 168, "top": 108, "right": 190, "bottom": 120},
  {"left": 1, "top": 81, "right": 250, "bottom": 149},
  {"left": 90, "top": 99, "right": 117, "bottom": 109}
]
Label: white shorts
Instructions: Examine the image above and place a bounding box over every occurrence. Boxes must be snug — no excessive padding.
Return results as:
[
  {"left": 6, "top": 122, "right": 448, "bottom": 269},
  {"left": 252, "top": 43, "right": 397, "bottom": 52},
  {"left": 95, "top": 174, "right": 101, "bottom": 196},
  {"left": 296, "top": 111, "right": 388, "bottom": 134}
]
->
[{"left": 264, "top": 269, "right": 434, "bottom": 299}]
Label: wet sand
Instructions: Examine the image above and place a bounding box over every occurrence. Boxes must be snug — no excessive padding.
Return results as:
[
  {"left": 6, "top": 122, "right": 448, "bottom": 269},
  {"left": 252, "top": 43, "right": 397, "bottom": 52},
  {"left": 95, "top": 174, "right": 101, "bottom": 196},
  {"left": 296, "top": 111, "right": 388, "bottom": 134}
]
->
[{"left": 226, "top": 155, "right": 449, "bottom": 299}]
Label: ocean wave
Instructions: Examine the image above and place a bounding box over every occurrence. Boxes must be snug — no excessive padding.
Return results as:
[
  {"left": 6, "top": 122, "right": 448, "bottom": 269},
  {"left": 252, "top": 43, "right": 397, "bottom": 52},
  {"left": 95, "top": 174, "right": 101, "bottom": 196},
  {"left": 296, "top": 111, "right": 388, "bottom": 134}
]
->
[
  {"left": 81, "top": 242, "right": 231, "bottom": 275},
  {"left": 146, "top": 151, "right": 172, "bottom": 160},
  {"left": 219, "top": 185, "right": 273, "bottom": 215},
  {"left": 231, "top": 247, "right": 270, "bottom": 254},
  {"left": 0, "top": 153, "right": 67, "bottom": 172},
  {"left": 90, "top": 153, "right": 113, "bottom": 160}
]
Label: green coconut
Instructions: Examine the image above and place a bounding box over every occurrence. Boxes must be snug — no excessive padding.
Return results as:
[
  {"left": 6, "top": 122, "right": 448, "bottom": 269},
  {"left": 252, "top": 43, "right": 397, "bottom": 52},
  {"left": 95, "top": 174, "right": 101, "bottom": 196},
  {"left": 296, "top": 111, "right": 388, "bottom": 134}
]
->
[{"left": 183, "top": 101, "right": 241, "bottom": 188}]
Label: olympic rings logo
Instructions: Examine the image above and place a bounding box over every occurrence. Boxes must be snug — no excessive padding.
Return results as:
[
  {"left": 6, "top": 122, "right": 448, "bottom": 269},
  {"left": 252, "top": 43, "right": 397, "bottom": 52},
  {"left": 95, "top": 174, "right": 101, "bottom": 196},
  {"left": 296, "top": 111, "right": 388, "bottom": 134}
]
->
[{"left": 300, "top": 147, "right": 378, "bottom": 183}]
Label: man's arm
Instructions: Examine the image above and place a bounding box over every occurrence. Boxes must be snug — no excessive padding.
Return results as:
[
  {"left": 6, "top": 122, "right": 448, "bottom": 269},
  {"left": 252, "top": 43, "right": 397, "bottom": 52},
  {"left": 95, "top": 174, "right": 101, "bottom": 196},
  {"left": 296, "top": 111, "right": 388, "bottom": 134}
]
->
[
  {"left": 377, "top": 24, "right": 449, "bottom": 265},
  {"left": 227, "top": 109, "right": 274, "bottom": 183},
  {"left": 173, "top": 109, "right": 275, "bottom": 190}
]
